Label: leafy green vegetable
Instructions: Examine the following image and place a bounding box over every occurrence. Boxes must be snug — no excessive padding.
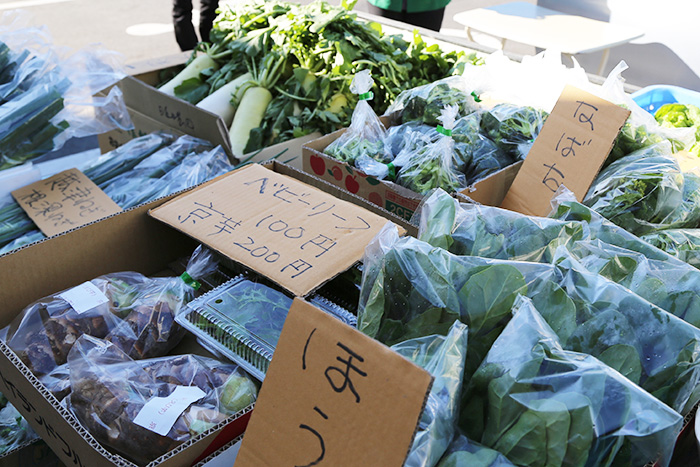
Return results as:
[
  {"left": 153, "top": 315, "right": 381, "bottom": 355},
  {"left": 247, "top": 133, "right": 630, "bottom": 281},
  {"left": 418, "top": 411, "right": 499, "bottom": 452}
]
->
[
  {"left": 641, "top": 228, "right": 700, "bottom": 269},
  {"left": 461, "top": 296, "right": 682, "bottom": 467},
  {"left": 655, "top": 103, "right": 700, "bottom": 157},
  {"left": 390, "top": 77, "right": 479, "bottom": 126},
  {"left": 478, "top": 104, "right": 548, "bottom": 161}
]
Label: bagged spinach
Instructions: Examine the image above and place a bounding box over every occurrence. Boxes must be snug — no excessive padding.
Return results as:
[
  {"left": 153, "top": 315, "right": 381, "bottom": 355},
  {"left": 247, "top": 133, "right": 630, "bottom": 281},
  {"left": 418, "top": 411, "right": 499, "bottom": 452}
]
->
[
  {"left": 478, "top": 103, "right": 547, "bottom": 161},
  {"left": 395, "top": 321, "right": 468, "bottom": 467},
  {"left": 67, "top": 335, "right": 257, "bottom": 466},
  {"left": 417, "top": 188, "right": 588, "bottom": 262},
  {"left": 386, "top": 75, "right": 480, "bottom": 126},
  {"left": 641, "top": 228, "right": 700, "bottom": 269},
  {"left": 452, "top": 111, "right": 513, "bottom": 184},
  {"left": 435, "top": 433, "right": 515, "bottom": 467},
  {"left": 324, "top": 70, "right": 386, "bottom": 165},
  {"left": 583, "top": 141, "right": 700, "bottom": 235},
  {"left": 461, "top": 296, "right": 682, "bottom": 467}
]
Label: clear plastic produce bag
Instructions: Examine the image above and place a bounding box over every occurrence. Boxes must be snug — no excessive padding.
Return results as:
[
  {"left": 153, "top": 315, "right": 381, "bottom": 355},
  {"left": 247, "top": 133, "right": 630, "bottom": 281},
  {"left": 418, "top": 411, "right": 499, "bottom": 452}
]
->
[
  {"left": 386, "top": 75, "right": 480, "bottom": 126},
  {"left": 477, "top": 103, "right": 547, "bottom": 161},
  {"left": 641, "top": 228, "right": 700, "bottom": 269},
  {"left": 104, "top": 245, "right": 218, "bottom": 360},
  {"left": 67, "top": 335, "right": 257, "bottom": 465},
  {"left": 394, "top": 105, "right": 468, "bottom": 194},
  {"left": 0, "top": 393, "right": 40, "bottom": 456},
  {"left": 416, "top": 188, "right": 588, "bottom": 262},
  {"left": 324, "top": 70, "right": 386, "bottom": 165},
  {"left": 452, "top": 111, "right": 513, "bottom": 184},
  {"left": 435, "top": 433, "right": 515, "bottom": 467},
  {"left": 395, "top": 321, "right": 468, "bottom": 467},
  {"left": 460, "top": 296, "right": 683, "bottom": 467}
]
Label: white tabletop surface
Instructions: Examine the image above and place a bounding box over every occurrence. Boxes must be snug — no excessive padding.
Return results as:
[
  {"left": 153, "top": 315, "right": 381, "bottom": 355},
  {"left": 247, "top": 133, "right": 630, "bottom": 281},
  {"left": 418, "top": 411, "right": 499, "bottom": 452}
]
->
[{"left": 454, "top": 1, "right": 644, "bottom": 55}]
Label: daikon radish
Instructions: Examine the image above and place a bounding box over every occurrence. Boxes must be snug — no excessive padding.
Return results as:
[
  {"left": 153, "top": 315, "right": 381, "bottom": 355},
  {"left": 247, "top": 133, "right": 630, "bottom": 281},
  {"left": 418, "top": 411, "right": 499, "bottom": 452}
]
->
[
  {"left": 197, "top": 72, "right": 253, "bottom": 125},
  {"left": 158, "top": 55, "right": 218, "bottom": 96}
]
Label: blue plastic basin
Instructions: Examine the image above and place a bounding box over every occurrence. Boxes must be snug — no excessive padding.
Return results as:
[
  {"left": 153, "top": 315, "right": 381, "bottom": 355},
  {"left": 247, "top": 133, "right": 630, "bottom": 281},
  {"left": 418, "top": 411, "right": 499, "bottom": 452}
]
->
[{"left": 632, "top": 85, "right": 700, "bottom": 115}]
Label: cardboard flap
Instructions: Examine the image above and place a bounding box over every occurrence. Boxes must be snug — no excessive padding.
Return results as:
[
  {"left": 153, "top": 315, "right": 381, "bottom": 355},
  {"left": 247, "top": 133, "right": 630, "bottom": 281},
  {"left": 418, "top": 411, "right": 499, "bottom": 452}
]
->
[
  {"left": 236, "top": 299, "right": 433, "bottom": 467},
  {"left": 119, "top": 76, "right": 233, "bottom": 156},
  {"left": 12, "top": 169, "right": 122, "bottom": 237},
  {"left": 501, "top": 85, "right": 630, "bottom": 216},
  {"left": 149, "top": 164, "right": 394, "bottom": 296}
]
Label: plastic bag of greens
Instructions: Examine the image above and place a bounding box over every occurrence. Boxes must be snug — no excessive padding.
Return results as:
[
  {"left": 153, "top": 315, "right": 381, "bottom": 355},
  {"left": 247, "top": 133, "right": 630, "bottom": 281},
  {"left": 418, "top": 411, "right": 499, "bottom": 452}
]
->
[
  {"left": 559, "top": 238, "right": 700, "bottom": 329},
  {"left": 453, "top": 111, "right": 513, "bottom": 184},
  {"left": 553, "top": 251, "right": 700, "bottom": 414},
  {"left": 583, "top": 141, "right": 700, "bottom": 235},
  {"left": 386, "top": 75, "right": 480, "bottom": 126},
  {"left": 358, "top": 224, "right": 558, "bottom": 375},
  {"left": 461, "top": 295, "right": 682, "bottom": 467},
  {"left": 395, "top": 321, "right": 468, "bottom": 467},
  {"left": 104, "top": 245, "right": 218, "bottom": 360},
  {"left": 416, "top": 188, "right": 588, "bottom": 261},
  {"left": 67, "top": 335, "right": 257, "bottom": 465},
  {"left": 654, "top": 103, "right": 700, "bottom": 157},
  {"left": 641, "top": 228, "right": 700, "bottom": 269},
  {"left": 394, "top": 105, "right": 468, "bottom": 194},
  {"left": 435, "top": 433, "right": 515, "bottom": 467},
  {"left": 0, "top": 396, "right": 39, "bottom": 455},
  {"left": 549, "top": 188, "right": 685, "bottom": 263},
  {"left": 477, "top": 103, "right": 547, "bottom": 161},
  {"left": 2, "top": 245, "right": 217, "bottom": 375},
  {"left": 324, "top": 70, "right": 386, "bottom": 165}
]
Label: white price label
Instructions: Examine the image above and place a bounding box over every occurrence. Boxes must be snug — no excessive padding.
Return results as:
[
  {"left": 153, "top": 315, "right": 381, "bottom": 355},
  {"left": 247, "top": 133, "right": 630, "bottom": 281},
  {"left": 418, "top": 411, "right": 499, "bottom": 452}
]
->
[
  {"left": 58, "top": 281, "right": 109, "bottom": 314},
  {"left": 133, "top": 386, "right": 207, "bottom": 436}
]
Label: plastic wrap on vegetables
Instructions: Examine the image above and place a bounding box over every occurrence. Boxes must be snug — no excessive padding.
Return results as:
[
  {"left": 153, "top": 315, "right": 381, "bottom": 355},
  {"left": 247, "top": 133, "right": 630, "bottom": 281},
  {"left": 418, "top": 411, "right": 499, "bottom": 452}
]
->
[
  {"left": 104, "top": 245, "right": 218, "bottom": 360},
  {"left": 395, "top": 321, "right": 468, "bottom": 467},
  {"left": 3, "top": 272, "right": 148, "bottom": 376},
  {"left": 559, "top": 238, "right": 700, "bottom": 330},
  {"left": 453, "top": 111, "right": 513, "bottom": 184},
  {"left": 395, "top": 105, "right": 468, "bottom": 194},
  {"left": 460, "top": 296, "right": 682, "bottom": 467},
  {"left": 435, "top": 433, "right": 515, "bottom": 467},
  {"left": 583, "top": 141, "right": 700, "bottom": 235},
  {"left": 357, "top": 224, "right": 558, "bottom": 375},
  {"left": 641, "top": 228, "right": 700, "bottom": 269},
  {"left": 553, "top": 252, "right": 700, "bottom": 414},
  {"left": 654, "top": 103, "right": 700, "bottom": 157},
  {"left": 478, "top": 103, "right": 547, "bottom": 161},
  {"left": 417, "top": 188, "right": 588, "bottom": 262},
  {"left": 386, "top": 75, "right": 480, "bottom": 126},
  {"left": 39, "top": 363, "right": 71, "bottom": 401},
  {"left": 67, "top": 335, "right": 257, "bottom": 466},
  {"left": 324, "top": 70, "right": 386, "bottom": 165},
  {"left": 0, "top": 394, "right": 40, "bottom": 455},
  {"left": 549, "top": 189, "right": 684, "bottom": 264}
]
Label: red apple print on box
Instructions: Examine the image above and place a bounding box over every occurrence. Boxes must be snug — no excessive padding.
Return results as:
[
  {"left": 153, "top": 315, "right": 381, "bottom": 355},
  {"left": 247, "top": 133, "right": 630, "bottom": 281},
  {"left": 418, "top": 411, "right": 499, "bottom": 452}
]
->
[
  {"left": 309, "top": 154, "right": 326, "bottom": 176},
  {"left": 368, "top": 191, "right": 382, "bottom": 207},
  {"left": 345, "top": 175, "right": 360, "bottom": 194},
  {"left": 331, "top": 165, "right": 343, "bottom": 181}
]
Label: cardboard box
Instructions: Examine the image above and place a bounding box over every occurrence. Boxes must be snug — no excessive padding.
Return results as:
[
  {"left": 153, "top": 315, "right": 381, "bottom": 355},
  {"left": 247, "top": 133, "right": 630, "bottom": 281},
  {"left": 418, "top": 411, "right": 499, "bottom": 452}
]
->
[
  {"left": 0, "top": 160, "right": 413, "bottom": 467},
  {"left": 0, "top": 438, "right": 62, "bottom": 467},
  {"left": 302, "top": 118, "right": 525, "bottom": 222}
]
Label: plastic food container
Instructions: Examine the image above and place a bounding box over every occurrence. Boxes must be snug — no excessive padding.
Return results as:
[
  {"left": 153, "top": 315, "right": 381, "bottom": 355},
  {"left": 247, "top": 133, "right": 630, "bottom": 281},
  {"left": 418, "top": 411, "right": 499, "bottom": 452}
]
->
[
  {"left": 176, "top": 276, "right": 357, "bottom": 381},
  {"left": 632, "top": 85, "right": 700, "bottom": 115}
]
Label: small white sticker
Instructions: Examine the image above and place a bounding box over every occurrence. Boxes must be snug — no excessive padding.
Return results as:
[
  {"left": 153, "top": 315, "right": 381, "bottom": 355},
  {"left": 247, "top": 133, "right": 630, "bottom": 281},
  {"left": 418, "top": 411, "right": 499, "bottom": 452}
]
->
[
  {"left": 133, "top": 386, "right": 207, "bottom": 436},
  {"left": 58, "top": 281, "right": 109, "bottom": 314}
]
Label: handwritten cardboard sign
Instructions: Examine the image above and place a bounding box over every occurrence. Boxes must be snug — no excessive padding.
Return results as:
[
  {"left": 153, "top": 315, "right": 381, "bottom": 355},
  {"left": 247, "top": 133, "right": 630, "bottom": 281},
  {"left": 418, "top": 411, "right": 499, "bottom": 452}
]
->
[
  {"left": 149, "top": 164, "right": 394, "bottom": 297},
  {"left": 236, "top": 299, "right": 433, "bottom": 467},
  {"left": 12, "top": 169, "right": 122, "bottom": 237},
  {"left": 500, "top": 85, "right": 630, "bottom": 216}
]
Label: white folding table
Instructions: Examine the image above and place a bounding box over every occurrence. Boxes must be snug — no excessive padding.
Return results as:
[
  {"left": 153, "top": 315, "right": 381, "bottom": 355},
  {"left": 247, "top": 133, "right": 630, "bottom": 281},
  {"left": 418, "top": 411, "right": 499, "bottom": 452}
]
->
[{"left": 453, "top": 2, "right": 645, "bottom": 75}]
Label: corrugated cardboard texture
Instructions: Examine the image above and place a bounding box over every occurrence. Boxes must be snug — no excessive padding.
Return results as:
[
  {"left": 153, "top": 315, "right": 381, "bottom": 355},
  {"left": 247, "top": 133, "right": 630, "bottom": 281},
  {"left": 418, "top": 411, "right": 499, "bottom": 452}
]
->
[
  {"left": 501, "top": 85, "right": 630, "bottom": 216},
  {"left": 236, "top": 299, "right": 432, "bottom": 467},
  {"left": 464, "top": 161, "right": 523, "bottom": 206},
  {"left": 12, "top": 168, "right": 122, "bottom": 237},
  {"left": 246, "top": 132, "right": 322, "bottom": 171},
  {"left": 150, "top": 164, "right": 392, "bottom": 297}
]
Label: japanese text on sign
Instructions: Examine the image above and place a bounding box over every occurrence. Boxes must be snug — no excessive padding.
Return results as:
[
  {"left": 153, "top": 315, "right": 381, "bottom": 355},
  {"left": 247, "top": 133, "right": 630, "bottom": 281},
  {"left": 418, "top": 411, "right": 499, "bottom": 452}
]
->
[
  {"left": 235, "top": 299, "right": 432, "bottom": 467},
  {"left": 150, "top": 164, "right": 392, "bottom": 296},
  {"left": 500, "top": 85, "right": 631, "bottom": 217},
  {"left": 12, "top": 169, "right": 122, "bottom": 237}
]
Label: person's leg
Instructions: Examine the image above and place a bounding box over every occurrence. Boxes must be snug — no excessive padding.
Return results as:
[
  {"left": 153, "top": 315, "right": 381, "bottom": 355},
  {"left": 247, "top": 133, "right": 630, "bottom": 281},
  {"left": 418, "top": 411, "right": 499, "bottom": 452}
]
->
[
  {"left": 173, "top": 0, "right": 197, "bottom": 51},
  {"left": 365, "top": 3, "right": 404, "bottom": 23},
  {"left": 199, "top": 0, "right": 219, "bottom": 43},
  {"left": 402, "top": 7, "right": 445, "bottom": 32}
]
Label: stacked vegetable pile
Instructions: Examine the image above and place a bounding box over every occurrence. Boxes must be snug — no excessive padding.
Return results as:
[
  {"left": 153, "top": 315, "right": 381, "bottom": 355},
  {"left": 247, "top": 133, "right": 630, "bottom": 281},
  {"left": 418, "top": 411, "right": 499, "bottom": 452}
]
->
[
  {"left": 159, "top": 0, "right": 478, "bottom": 157},
  {"left": 327, "top": 74, "right": 547, "bottom": 195},
  {"left": 0, "top": 15, "right": 131, "bottom": 171},
  {"left": 0, "top": 392, "right": 39, "bottom": 455},
  {"left": 353, "top": 186, "right": 700, "bottom": 465},
  {"left": 0, "top": 132, "right": 236, "bottom": 255}
]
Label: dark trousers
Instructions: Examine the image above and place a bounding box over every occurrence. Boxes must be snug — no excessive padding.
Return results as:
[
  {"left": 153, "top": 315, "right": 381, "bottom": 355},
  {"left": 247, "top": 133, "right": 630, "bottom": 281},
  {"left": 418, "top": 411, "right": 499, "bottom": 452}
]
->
[
  {"left": 173, "top": 0, "right": 219, "bottom": 51},
  {"left": 366, "top": 4, "right": 445, "bottom": 32}
]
